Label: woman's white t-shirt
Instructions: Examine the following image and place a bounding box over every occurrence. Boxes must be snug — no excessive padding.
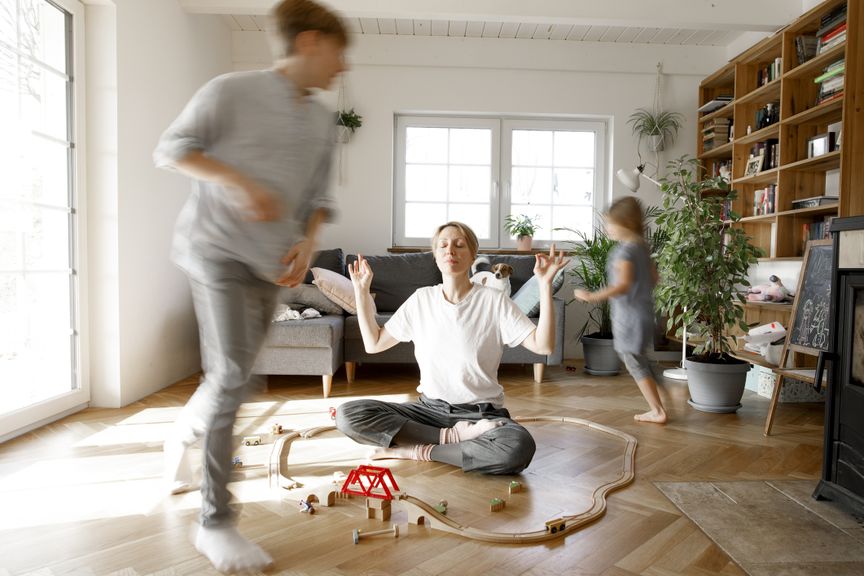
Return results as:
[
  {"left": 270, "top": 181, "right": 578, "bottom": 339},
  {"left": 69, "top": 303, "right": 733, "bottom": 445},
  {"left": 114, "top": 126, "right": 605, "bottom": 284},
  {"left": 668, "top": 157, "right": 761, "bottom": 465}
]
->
[{"left": 384, "top": 284, "right": 537, "bottom": 406}]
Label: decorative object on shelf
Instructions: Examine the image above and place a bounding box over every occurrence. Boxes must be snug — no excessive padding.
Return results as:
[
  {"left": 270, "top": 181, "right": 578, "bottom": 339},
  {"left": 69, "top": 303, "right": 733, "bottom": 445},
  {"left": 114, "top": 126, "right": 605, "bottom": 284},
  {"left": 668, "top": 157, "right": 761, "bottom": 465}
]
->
[
  {"left": 336, "top": 108, "right": 363, "bottom": 143},
  {"left": 655, "top": 157, "right": 762, "bottom": 413},
  {"left": 807, "top": 132, "right": 835, "bottom": 158},
  {"left": 746, "top": 275, "right": 792, "bottom": 303},
  {"left": 744, "top": 154, "right": 764, "bottom": 176},
  {"left": 627, "top": 63, "right": 684, "bottom": 153},
  {"left": 504, "top": 214, "right": 540, "bottom": 251}
]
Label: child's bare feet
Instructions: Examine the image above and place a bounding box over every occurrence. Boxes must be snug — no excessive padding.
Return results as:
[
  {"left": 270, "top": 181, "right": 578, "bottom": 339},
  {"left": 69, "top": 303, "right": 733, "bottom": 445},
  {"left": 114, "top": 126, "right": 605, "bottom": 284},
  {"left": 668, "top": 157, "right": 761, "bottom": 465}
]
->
[{"left": 634, "top": 410, "right": 667, "bottom": 424}]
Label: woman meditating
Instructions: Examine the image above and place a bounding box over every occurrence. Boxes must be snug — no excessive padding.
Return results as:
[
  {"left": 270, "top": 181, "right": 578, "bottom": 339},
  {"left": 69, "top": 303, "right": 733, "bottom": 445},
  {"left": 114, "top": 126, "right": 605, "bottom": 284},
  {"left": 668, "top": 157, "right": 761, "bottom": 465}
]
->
[{"left": 335, "top": 222, "right": 568, "bottom": 474}]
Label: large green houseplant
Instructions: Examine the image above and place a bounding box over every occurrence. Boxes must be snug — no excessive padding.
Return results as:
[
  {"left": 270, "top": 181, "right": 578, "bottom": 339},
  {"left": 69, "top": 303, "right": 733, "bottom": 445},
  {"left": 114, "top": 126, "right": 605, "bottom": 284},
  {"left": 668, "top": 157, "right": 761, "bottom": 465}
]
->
[{"left": 654, "top": 157, "right": 761, "bottom": 412}]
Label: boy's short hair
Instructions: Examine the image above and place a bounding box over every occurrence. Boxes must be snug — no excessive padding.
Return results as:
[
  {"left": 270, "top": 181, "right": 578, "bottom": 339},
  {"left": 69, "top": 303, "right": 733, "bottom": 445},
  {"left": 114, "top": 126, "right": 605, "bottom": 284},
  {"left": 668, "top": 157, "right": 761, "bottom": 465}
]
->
[
  {"left": 605, "top": 196, "right": 645, "bottom": 236},
  {"left": 271, "top": 0, "right": 349, "bottom": 56},
  {"left": 431, "top": 222, "right": 480, "bottom": 260}
]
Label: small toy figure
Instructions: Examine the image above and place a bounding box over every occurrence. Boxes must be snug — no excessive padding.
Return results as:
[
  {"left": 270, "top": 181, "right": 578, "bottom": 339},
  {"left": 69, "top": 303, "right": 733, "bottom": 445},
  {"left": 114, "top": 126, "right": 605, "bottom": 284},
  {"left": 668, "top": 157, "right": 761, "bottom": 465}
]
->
[
  {"left": 489, "top": 497, "right": 506, "bottom": 512},
  {"left": 329, "top": 407, "right": 337, "bottom": 420},
  {"left": 232, "top": 456, "right": 243, "bottom": 468},
  {"left": 242, "top": 435, "right": 262, "bottom": 446},
  {"left": 271, "top": 423, "right": 283, "bottom": 435},
  {"left": 747, "top": 275, "right": 791, "bottom": 302},
  {"left": 433, "top": 500, "right": 448, "bottom": 515},
  {"left": 299, "top": 498, "right": 315, "bottom": 514},
  {"left": 508, "top": 481, "right": 523, "bottom": 495}
]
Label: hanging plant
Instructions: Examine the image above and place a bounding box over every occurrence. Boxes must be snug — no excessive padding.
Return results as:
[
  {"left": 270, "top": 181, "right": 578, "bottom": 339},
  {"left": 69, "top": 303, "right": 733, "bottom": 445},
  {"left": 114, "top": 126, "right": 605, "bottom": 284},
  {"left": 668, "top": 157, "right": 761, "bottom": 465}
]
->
[
  {"left": 627, "top": 108, "right": 684, "bottom": 152},
  {"left": 336, "top": 108, "right": 363, "bottom": 143}
]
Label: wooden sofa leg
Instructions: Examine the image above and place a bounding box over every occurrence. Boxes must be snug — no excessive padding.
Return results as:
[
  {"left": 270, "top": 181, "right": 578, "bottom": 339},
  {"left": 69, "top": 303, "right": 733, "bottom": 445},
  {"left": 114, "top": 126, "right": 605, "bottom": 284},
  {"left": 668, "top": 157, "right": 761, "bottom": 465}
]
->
[
  {"left": 345, "top": 361, "right": 356, "bottom": 383},
  {"left": 322, "top": 374, "right": 333, "bottom": 398},
  {"left": 533, "top": 363, "right": 545, "bottom": 383}
]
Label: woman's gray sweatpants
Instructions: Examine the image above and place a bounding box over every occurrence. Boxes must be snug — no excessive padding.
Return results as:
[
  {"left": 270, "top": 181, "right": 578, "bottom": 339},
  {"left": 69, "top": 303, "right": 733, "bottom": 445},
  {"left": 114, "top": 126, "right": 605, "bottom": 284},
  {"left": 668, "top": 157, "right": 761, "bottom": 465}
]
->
[
  {"left": 178, "top": 259, "right": 279, "bottom": 527},
  {"left": 336, "top": 395, "right": 536, "bottom": 475}
]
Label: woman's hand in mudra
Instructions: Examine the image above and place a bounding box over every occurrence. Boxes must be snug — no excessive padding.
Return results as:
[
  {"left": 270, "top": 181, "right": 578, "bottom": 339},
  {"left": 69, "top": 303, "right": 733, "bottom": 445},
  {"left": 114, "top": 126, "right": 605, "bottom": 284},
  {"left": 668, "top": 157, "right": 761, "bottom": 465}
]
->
[
  {"left": 348, "top": 254, "right": 374, "bottom": 294},
  {"left": 533, "top": 244, "right": 569, "bottom": 286}
]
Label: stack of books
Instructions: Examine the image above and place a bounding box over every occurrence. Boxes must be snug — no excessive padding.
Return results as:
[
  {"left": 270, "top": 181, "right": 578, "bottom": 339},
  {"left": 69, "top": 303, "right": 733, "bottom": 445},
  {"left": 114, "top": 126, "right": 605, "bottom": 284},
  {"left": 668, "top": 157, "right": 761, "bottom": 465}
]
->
[
  {"left": 698, "top": 95, "right": 733, "bottom": 114},
  {"left": 817, "top": 4, "right": 847, "bottom": 54},
  {"left": 802, "top": 216, "right": 836, "bottom": 245},
  {"left": 757, "top": 57, "right": 783, "bottom": 86},
  {"left": 702, "top": 118, "right": 732, "bottom": 150},
  {"left": 753, "top": 185, "right": 777, "bottom": 216},
  {"left": 814, "top": 59, "right": 845, "bottom": 104},
  {"left": 794, "top": 35, "right": 819, "bottom": 64},
  {"left": 792, "top": 195, "right": 839, "bottom": 209}
]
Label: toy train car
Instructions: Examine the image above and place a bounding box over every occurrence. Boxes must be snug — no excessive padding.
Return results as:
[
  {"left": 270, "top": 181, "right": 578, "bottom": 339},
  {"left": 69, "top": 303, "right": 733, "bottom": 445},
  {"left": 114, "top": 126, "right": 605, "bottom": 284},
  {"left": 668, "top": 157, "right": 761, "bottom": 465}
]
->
[{"left": 545, "top": 518, "right": 566, "bottom": 533}]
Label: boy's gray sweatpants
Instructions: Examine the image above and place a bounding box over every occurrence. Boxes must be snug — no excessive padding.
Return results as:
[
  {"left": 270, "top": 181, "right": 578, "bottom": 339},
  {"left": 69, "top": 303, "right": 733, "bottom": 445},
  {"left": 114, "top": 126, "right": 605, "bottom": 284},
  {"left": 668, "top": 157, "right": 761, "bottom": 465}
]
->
[
  {"left": 178, "top": 258, "right": 279, "bottom": 527},
  {"left": 336, "top": 395, "right": 536, "bottom": 475}
]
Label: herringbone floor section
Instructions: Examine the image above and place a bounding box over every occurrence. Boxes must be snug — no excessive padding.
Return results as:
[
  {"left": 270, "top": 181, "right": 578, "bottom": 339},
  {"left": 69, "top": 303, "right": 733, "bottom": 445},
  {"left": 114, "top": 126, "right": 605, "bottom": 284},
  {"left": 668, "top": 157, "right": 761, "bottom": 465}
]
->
[{"left": 0, "top": 363, "right": 824, "bottom": 575}]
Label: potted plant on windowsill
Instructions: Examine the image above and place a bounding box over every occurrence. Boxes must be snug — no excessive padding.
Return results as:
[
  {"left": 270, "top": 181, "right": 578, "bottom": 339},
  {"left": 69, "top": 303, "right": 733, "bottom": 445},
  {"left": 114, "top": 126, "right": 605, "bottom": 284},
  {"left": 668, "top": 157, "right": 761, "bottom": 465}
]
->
[
  {"left": 336, "top": 108, "right": 363, "bottom": 143},
  {"left": 627, "top": 108, "right": 684, "bottom": 152},
  {"left": 504, "top": 214, "right": 540, "bottom": 251},
  {"left": 654, "top": 157, "right": 762, "bottom": 413},
  {"left": 559, "top": 207, "right": 666, "bottom": 376}
]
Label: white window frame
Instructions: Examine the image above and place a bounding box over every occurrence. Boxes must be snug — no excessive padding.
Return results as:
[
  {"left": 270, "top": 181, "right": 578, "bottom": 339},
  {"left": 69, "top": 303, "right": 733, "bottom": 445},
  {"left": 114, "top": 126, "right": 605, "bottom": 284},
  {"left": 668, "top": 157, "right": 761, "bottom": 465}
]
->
[
  {"left": 393, "top": 114, "right": 607, "bottom": 249},
  {"left": 0, "top": 0, "right": 89, "bottom": 441}
]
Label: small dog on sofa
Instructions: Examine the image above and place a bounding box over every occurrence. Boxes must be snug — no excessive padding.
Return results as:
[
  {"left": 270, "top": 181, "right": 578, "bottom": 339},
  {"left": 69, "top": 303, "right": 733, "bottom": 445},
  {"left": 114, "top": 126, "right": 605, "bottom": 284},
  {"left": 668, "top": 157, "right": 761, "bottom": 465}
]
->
[{"left": 470, "top": 256, "right": 513, "bottom": 296}]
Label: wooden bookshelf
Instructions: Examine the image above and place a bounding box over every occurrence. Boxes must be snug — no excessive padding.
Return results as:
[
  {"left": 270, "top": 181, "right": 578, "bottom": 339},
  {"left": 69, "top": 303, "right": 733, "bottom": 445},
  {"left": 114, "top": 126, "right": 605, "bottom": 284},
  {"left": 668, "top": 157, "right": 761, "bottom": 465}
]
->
[{"left": 697, "top": 0, "right": 860, "bottom": 264}]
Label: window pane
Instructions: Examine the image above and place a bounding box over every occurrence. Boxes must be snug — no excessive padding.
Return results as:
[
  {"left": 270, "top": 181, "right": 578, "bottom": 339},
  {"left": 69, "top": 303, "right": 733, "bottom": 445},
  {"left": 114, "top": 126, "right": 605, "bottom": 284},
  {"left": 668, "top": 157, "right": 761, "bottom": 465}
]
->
[
  {"left": 512, "top": 130, "right": 552, "bottom": 166},
  {"left": 512, "top": 167, "right": 552, "bottom": 204},
  {"left": 448, "top": 203, "right": 490, "bottom": 239},
  {"left": 554, "top": 168, "right": 594, "bottom": 205},
  {"left": 20, "top": 64, "right": 68, "bottom": 141},
  {"left": 449, "top": 165, "right": 490, "bottom": 203},
  {"left": 406, "top": 164, "right": 447, "bottom": 202},
  {"left": 554, "top": 131, "right": 594, "bottom": 167},
  {"left": 0, "top": 202, "right": 24, "bottom": 270},
  {"left": 449, "top": 128, "right": 491, "bottom": 165},
  {"left": 406, "top": 127, "right": 448, "bottom": 164},
  {"left": 0, "top": 1, "right": 13, "bottom": 42},
  {"left": 0, "top": 272, "right": 73, "bottom": 413},
  {"left": 19, "top": 0, "right": 67, "bottom": 72},
  {"left": 551, "top": 206, "right": 594, "bottom": 240},
  {"left": 510, "top": 204, "right": 550, "bottom": 240},
  {"left": 405, "top": 202, "right": 447, "bottom": 238},
  {"left": 24, "top": 205, "right": 70, "bottom": 270}
]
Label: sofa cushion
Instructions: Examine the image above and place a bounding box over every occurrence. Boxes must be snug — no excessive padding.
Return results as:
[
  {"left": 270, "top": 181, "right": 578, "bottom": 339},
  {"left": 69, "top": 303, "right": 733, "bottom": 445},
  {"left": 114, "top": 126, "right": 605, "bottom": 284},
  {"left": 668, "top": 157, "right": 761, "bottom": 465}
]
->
[
  {"left": 511, "top": 269, "right": 567, "bottom": 317},
  {"left": 312, "top": 267, "right": 360, "bottom": 314},
  {"left": 302, "top": 248, "right": 344, "bottom": 284},
  {"left": 266, "top": 315, "right": 344, "bottom": 348},
  {"left": 345, "top": 252, "right": 442, "bottom": 312},
  {"left": 277, "top": 284, "right": 344, "bottom": 315}
]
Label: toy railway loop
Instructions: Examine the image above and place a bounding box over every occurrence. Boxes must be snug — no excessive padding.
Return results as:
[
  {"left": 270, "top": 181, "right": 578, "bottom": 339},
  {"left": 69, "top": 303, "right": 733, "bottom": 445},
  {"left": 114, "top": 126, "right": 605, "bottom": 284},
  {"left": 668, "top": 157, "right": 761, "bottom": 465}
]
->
[{"left": 269, "top": 417, "right": 636, "bottom": 543}]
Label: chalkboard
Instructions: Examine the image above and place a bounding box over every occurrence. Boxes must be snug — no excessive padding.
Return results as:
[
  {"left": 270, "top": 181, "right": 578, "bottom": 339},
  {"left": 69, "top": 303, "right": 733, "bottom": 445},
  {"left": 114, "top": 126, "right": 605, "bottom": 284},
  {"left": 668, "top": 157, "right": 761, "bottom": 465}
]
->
[{"left": 788, "top": 240, "right": 834, "bottom": 354}]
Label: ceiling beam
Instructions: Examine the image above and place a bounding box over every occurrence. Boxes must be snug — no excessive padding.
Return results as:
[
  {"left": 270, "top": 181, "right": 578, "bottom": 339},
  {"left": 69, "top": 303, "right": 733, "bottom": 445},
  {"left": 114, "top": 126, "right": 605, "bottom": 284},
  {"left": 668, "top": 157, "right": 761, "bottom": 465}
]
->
[{"left": 179, "top": 0, "right": 801, "bottom": 32}]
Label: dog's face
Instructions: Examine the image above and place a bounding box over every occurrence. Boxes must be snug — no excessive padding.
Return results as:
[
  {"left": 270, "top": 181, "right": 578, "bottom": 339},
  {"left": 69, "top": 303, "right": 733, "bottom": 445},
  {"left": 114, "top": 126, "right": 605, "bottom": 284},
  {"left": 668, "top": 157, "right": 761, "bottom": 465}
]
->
[{"left": 491, "top": 263, "right": 513, "bottom": 279}]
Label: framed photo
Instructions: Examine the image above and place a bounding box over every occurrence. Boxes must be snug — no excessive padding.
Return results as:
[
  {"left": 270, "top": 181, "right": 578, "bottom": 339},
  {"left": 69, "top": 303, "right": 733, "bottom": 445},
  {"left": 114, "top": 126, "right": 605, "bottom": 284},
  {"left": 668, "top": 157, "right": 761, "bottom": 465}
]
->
[
  {"left": 745, "top": 153, "right": 764, "bottom": 176},
  {"left": 808, "top": 133, "right": 834, "bottom": 158}
]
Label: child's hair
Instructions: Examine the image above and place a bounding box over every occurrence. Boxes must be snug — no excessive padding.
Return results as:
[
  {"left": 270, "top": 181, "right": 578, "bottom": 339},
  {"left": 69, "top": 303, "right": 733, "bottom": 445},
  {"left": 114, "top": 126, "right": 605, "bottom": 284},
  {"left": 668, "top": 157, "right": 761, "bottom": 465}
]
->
[
  {"left": 431, "top": 222, "right": 479, "bottom": 260},
  {"left": 606, "top": 196, "right": 645, "bottom": 237},
  {"left": 271, "top": 0, "right": 349, "bottom": 56}
]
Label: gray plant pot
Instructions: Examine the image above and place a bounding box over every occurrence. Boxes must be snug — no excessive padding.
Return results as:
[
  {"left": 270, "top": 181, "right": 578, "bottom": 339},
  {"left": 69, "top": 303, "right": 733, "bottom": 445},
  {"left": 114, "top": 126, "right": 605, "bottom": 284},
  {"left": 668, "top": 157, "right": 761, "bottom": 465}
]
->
[
  {"left": 582, "top": 335, "right": 621, "bottom": 376},
  {"left": 683, "top": 358, "right": 750, "bottom": 413},
  {"left": 649, "top": 134, "right": 665, "bottom": 152}
]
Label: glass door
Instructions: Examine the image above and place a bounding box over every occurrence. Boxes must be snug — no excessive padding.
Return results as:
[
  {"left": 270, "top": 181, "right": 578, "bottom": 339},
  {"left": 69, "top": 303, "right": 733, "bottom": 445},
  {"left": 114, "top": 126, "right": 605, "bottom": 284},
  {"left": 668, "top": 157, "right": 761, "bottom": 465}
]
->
[{"left": 0, "top": 0, "right": 87, "bottom": 439}]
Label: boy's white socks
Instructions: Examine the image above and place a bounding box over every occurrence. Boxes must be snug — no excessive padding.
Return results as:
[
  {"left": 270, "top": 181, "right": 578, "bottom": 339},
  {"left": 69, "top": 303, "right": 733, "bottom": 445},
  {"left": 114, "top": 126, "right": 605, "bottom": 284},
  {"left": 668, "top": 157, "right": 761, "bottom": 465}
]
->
[
  {"left": 439, "top": 419, "right": 503, "bottom": 444},
  {"left": 195, "top": 524, "right": 273, "bottom": 573}
]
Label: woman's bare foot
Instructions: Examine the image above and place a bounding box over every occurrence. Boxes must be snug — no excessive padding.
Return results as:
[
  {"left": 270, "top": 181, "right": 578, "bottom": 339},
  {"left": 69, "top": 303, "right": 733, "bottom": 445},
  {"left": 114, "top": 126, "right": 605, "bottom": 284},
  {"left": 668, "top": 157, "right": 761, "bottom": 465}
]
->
[
  {"left": 634, "top": 410, "right": 667, "bottom": 424},
  {"left": 369, "top": 444, "right": 433, "bottom": 461}
]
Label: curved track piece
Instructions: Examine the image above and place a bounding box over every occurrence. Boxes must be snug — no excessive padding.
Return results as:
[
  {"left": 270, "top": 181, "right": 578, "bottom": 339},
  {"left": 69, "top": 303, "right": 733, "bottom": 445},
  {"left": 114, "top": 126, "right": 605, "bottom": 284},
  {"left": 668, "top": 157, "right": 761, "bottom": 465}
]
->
[{"left": 269, "top": 418, "right": 636, "bottom": 543}]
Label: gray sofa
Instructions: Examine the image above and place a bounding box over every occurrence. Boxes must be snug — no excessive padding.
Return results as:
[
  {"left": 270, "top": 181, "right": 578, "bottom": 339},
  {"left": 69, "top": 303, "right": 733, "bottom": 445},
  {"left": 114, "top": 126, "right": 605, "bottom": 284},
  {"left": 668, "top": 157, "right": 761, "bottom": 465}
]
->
[{"left": 253, "top": 249, "right": 565, "bottom": 397}]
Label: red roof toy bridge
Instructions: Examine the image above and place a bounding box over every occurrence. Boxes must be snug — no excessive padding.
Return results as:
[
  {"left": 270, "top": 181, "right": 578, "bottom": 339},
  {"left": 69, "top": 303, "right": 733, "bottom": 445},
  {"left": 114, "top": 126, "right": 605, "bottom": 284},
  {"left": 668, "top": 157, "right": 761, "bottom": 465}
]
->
[{"left": 340, "top": 465, "right": 400, "bottom": 500}]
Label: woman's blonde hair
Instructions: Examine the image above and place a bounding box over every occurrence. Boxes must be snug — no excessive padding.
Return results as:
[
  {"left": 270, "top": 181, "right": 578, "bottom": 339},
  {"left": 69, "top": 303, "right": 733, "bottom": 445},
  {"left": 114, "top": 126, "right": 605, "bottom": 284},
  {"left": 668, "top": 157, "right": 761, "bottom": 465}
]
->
[
  {"left": 430, "top": 221, "right": 479, "bottom": 259},
  {"left": 605, "top": 196, "right": 645, "bottom": 237}
]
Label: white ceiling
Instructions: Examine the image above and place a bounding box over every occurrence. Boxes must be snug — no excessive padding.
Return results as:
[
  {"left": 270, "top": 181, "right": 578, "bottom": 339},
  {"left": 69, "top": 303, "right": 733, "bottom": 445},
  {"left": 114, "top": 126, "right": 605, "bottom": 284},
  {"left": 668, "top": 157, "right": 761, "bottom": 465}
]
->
[{"left": 183, "top": 1, "right": 803, "bottom": 48}]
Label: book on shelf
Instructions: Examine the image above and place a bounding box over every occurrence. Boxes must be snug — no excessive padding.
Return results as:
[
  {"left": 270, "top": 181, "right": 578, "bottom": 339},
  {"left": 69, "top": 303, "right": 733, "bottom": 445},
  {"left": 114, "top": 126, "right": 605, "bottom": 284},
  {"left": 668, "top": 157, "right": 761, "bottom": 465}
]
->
[
  {"left": 813, "top": 60, "right": 845, "bottom": 83},
  {"left": 791, "top": 195, "right": 839, "bottom": 209},
  {"left": 752, "top": 184, "right": 777, "bottom": 216},
  {"left": 816, "top": 90, "right": 844, "bottom": 105},
  {"left": 698, "top": 96, "right": 733, "bottom": 113},
  {"left": 816, "top": 3, "right": 847, "bottom": 38},
  {"left": 795, "top": 35, "right": 819, "bottom": 64},
  {"left": 802, "top": 216, "right": 837, "bottom": 251},
  {"left": 758, "top": 57, "right": 782, "bottom": 86}
]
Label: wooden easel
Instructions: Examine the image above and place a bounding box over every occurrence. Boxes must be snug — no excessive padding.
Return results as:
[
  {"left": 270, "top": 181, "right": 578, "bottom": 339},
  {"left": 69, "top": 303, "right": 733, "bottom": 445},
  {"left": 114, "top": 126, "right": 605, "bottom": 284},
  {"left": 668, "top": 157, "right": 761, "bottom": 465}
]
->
[{"left": 764, "top": 239, "right": 833, "bottom": 436}]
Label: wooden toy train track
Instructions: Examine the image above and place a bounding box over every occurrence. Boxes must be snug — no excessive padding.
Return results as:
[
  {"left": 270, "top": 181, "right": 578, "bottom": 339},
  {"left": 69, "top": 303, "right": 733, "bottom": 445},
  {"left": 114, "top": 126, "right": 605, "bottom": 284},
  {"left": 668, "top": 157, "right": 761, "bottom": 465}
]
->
[{"left": 269, "top": 416, "right": 636, "bottom": 544}]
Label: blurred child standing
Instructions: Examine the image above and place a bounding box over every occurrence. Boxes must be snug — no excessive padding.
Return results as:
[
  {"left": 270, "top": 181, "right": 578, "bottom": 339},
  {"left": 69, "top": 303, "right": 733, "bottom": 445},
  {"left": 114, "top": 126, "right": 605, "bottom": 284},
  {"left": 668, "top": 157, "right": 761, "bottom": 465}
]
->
[{"left": 574, "top": 197, "right": 667, "bottom": 424}]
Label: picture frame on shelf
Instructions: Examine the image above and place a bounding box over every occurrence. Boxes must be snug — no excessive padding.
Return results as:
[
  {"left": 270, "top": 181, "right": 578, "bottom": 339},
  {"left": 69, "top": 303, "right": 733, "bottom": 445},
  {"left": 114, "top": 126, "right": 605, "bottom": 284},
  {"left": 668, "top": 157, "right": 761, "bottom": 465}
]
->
[
  {"left": 807, "top": 133, "right": 835, "bottom": 158},
  {"left": 745, "top": 154, "right": 764, "bottom": 177}
]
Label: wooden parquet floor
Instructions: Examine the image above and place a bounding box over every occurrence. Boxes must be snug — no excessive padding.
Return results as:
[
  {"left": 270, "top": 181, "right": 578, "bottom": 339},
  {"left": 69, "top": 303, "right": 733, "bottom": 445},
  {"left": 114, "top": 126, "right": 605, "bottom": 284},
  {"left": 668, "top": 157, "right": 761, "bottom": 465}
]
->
[{"left": 0, "top": 362, "right": 825, "bottom": 576}]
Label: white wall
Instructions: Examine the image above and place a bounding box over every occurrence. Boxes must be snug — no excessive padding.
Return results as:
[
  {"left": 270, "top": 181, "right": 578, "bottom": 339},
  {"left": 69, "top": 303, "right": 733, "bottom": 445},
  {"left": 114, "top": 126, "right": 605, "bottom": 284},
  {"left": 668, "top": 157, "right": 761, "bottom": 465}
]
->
[
  {"left": 235, "top": 31, "right": 728, "bottom": 358},
  {"left": 86, "top": 0, "right": 232, "bottom": 407}
]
